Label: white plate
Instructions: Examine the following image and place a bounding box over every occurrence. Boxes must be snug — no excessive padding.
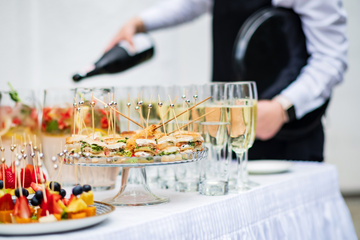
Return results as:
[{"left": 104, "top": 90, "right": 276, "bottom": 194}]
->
[
  {"left": 247, "top": 160, "right": 293, "bottom": 174},
  {"left": 0, "top": 201, "right": 115, "bottom": 236}
]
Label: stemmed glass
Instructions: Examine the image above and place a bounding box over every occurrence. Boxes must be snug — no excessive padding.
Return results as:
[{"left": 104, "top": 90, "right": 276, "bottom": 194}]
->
[
  {"left": 198, "top": 83, "right": 231, "bottom": 195},
  {"left": 225, "top": 82, "right": 254, "bottom": 192},
  {"left": 242, "top": 81, "right": 259, "bottom": 187}
]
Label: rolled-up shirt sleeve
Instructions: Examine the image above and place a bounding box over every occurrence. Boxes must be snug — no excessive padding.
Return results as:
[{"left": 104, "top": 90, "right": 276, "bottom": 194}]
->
[
  {"left": 139, "top": 0, "right": 212, "bottom": 31},
  {"left": 273, "top": 0, "right": 348, "bottom": 118}
]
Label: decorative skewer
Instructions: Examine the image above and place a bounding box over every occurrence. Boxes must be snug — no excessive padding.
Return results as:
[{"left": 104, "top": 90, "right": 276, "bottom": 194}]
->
[
  {"left": 113, "top": 93, "right": 117, "bottom": 136},
  {"left": 157, "top": 96, "right": 178, "bottom": 125},
  {"left": 155, "top": 96, "right": 211, "bottom": 130},
  {"left": 133, "top": 102, "right": 143, "bottom": 130},
  {"left": 56, "top": 150, "right": 64, "bottom": 183},
  {"left": 91, "top": 93, "right": 96, "bottom": 139},
  {"left": 146, "top": 96, "right": 153, "bottom": 129},
  {"left": 134, "top": 100, "right": 146, "bottom": 129},
  {"left": 168, "top": 96, "right": 182, "bottom": 137},
  {"left": 127, "top": 94, "right": 131, "bottom": 131},
  {"left": 193, "top": 93, "right": 198, "bottom": 130},
  {"left": 167, "top": 109, "right": 217, "bottom": 135},
  {"left": 103, "top": 96, "right": 110, "bottom": 136},
  {"left": 15, "top": 159, "right": 23, "bottom": 197},
  {"left": 158, "top": 95, "right": 167, "bottom": 136},
  {"left": 137, "top": 100, "right": 144, "bottom": 128},
  {"left": 93, "top": 96, "right": 143, "bottom": 128},
  {"left": 0, "top": 137, "right": 5, "bottom": 189},
  {"left": 22, "top": 151, "right": 27, "bottom": 188},
  {"left": 73, "top": 97, "right": 78, "bottom": 135},
  {"left": 182, "top": 90, "right": 186, "bottom": 127}
]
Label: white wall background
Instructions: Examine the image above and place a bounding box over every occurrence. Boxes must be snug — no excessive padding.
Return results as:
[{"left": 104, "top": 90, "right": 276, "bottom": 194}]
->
[{"left": 0, "top": 0, "right": 359, "bottom": 193}]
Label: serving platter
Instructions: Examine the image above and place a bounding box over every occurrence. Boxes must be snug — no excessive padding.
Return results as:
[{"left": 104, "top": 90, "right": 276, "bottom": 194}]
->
[
  {"left": 65, "top": 149, "right": 208, "bottom": 206},
  {"left": 64, "top": 150, "right": 207, "bottom": 167},
  {"left": 0, "top": 201, "right": 115, "bottom": 235}
]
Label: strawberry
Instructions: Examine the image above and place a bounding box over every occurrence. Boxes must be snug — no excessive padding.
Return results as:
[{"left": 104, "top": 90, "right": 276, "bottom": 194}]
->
[
  {"left": 13, "top": 196, "right": 31, "bottom": 219},
  {"left": 0, "top": 164, "right": 8, "bottom": 180},
  {"left": 17, "top": 168, "right": 32, "bottom": 188},
  {"left": 31, "top": 166, "right": 47, "bottom": 183},
  {"left": 40, "top": 189, "right": 62, "bottom": 216},
  {"left": 26, "top": 164, "right": 34, "bottom": 175},
  {"left": 0, "top": 193, "right": 14, "bottom": 211},
  {"left": 5, "top": 169, "right": 15, "bottom": 189},
  {"left": 30, "top": 182, "right": 43, "bottom": 192}
]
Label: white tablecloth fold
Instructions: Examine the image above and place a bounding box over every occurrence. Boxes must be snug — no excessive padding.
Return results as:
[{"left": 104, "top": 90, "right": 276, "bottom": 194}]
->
[{"left": 1, "top": 162, "right": 357, "bottom": 240}]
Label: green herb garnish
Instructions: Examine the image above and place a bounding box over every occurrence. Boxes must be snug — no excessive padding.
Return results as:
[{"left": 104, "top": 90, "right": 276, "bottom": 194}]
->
[
  {"left": 61, "top": 211, "right": 68, "bottom": 219},
  {"left": 46, "top": 120, "right": 59, "bottom": 133},
  {"left": 8, "top": 82, "right": 21, "bottom": 102},
  {"left": 91, "top": 144, "right": 103, "bottom": 153}
]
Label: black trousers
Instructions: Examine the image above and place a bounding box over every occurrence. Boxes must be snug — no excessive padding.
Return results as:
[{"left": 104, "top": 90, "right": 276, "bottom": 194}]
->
[{"left": 248, "top": 122, "right": 324, "bottom": 162}]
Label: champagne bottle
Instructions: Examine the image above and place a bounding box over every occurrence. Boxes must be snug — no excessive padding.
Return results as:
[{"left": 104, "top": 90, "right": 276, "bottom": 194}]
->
[{"left": 72, "top": 33, "right": 154, "bottom": 82}]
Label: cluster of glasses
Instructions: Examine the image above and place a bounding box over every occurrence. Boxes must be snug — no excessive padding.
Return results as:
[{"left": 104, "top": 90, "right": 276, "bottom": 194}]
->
[{"left": 195, "top": 82, "right": 258, "bottom": 195}]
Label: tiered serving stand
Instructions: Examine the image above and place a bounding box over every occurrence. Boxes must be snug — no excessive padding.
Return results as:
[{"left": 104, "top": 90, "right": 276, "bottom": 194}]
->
[{"left": 65, "top": 149, "right": 207, "bottom": 206}]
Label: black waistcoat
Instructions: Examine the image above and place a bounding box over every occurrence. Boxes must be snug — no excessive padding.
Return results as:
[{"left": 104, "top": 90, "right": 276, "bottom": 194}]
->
[
  {"left": 212, "top": 0, "right": 329, "bottom": 141},
  {"left": 212, "top": 0, "right": 271, "bottom": 83}
]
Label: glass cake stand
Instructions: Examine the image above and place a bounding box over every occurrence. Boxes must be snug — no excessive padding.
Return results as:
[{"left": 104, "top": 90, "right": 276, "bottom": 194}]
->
[{"left": 65, "top": 149, "right": 208, "bottom": 206}]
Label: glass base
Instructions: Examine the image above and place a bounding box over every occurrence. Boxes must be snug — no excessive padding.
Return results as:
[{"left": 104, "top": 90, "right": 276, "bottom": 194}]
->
[
  {"left": 245, "top": 179, "right": 260, "bottom": 187},
  {"left": 92, "top": 184, "right": 116, "bottom": 191},
  {"left": 175, "top": 179, "right": 199, "bottom": 192},
  {"left": 199, "top": 180, "right": 228, "bottom": 196},
  {"left": 102, "top": 188, "right": 169, "bottom": 206},
  {"left": 101, "top": 167, "right": 169, "bottom": 206},
  {"left": 234, "top": 185, "right": 251, "bottom": 192}
]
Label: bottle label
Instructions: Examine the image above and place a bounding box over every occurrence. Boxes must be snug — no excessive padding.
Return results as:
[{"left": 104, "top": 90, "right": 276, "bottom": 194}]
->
[{"left": 118, "top": 33, "right": 153, "bottom": 56}]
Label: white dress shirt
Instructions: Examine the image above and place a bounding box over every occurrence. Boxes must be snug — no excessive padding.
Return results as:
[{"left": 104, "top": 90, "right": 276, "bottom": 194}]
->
[{"left": 139, "top": 0, "right": 348, "bottom": 119}]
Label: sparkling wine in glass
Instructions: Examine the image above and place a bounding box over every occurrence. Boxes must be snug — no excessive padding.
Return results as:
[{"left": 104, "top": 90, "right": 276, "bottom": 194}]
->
[
  {"left": 198, "top": 83, "right": 231, "bottom": 196},
  {"left": 243, "top": 81, "right": 259, "bottom": 187},
  {"left": 225, "top": 83, "right": 254, "bottom": 192}
]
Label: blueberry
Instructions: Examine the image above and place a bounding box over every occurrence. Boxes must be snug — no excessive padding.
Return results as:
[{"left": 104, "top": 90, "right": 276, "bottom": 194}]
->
[
  {"left": 15, "top": 188, "right": 29, "bottom": 198},
  {"left": 49, "top": 181, "right": 61, "bottom": 192},
  {"left": 30, "top": 196, "right": 40, "bottom": 206},
  {"left": 83, "top": 184, "right": 92, "bottom": 192},
  {"left": 60, "top": 189, "right": 66, "bottom": 198},
  {"left": 72, "top": 185, "right": 83, "bottom": 196},
  {"left": 22, "top": 188, "right": 29, "bottom": 197},
  {"left": 35, "top": 190, "right": 43, "bottom": 200},
  {"left": 0, "top": 180, "right": 3, "bottom": 189}
]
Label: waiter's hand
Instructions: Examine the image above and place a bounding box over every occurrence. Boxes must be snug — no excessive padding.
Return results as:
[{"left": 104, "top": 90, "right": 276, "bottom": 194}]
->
[
  {"left": 105, "top": 17, "right": 146, "bottom": 53},
  {"left": 256, "top": 99, "right": 287, "bottom": 140}
]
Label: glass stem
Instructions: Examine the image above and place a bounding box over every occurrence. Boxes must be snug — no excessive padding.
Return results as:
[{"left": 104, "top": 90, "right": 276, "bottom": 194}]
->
[
  {"left": 236, "top": 152, "right": 245, "bottom": 189},
  {"left": 243, "top": 149, "right": 249, "bottom": 185}
]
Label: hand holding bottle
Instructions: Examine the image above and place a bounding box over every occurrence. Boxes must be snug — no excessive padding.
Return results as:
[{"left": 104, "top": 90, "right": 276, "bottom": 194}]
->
[
  {"left": 72, "top": 17, "right": 154, "bottom": 82},
  {"left": 104, "top": 17, "right": 146, "bottom": 53}
]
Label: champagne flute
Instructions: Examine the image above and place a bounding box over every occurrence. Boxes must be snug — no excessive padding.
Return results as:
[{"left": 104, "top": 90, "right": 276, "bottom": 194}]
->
[
  {"left": 225, "top": 82, "right": 254, "bottom": 192},
  {"left": 198, "top": 83, "right": 231, "bottom": 196},
  {"left": 242, "top": 81, "right": 259, "bottom": 187}
]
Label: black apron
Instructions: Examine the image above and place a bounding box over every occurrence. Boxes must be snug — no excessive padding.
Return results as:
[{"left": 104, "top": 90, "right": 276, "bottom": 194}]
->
[{"left": 212, "top": 0, "right": 325, "bottom": 161}]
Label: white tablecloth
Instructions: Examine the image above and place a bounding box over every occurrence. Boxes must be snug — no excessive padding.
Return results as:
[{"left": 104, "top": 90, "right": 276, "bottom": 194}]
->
[{"left": 1, "top": 162, "right": 357, "bottom": 240}]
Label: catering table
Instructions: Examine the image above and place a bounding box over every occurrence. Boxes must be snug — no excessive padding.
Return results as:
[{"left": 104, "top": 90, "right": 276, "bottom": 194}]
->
[{"left": 0, "top": 162, "right": 357, "bottom": 240}]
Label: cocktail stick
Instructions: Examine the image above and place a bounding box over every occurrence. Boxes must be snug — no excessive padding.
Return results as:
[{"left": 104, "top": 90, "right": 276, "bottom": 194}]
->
[
  {"left": 155, "top": 96, "right": 211, "bottom": 130},
  {"left": 167, "top": 109, "right": 217, "bottom": 135},
  {"left": 93, "top": 96, "right": 143, "bottom": 128}
]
